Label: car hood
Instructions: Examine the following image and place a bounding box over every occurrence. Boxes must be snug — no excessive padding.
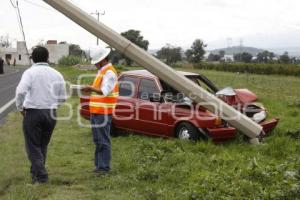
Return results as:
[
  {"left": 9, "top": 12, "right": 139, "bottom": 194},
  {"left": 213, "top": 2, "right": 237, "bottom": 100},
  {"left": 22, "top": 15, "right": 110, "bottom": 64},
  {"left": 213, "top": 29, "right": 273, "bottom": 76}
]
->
[
  {"left": 216, "top": 87, "right": 257, "bottom": 105},
  {"left": 234, "top": 89, "right": 257, "bottom": 104}
]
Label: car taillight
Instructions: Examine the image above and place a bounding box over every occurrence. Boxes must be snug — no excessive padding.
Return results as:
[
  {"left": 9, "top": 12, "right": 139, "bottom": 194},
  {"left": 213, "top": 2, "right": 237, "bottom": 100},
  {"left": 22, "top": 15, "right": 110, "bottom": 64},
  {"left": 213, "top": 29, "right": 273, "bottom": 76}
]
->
[{"left": 214, "top": 117, "right": 222, "bottom": 126}]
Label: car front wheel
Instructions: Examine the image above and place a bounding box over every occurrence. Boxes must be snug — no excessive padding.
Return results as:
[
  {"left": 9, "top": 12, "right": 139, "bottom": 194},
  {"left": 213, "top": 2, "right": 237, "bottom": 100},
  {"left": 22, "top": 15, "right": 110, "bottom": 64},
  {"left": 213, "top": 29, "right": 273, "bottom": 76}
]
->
[{"left": 176, "top": 122, "right": 208, "bottom": 141}]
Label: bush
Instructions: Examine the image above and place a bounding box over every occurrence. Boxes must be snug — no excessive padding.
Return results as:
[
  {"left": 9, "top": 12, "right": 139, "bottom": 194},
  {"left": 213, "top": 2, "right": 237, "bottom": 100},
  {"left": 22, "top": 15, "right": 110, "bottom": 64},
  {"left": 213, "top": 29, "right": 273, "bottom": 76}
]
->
[
  {"left": 194, "top": 62, "right": 300, "bottom": 77},
  {"left": 58, "top": 55, "right": 85, "bottom": 66}
]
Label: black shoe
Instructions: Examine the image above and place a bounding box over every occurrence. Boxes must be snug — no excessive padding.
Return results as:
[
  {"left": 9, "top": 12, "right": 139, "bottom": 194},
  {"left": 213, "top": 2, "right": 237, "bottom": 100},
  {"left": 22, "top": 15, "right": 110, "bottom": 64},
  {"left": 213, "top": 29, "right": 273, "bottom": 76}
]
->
[
  {"left": 92, "top": 168, "right": 109, "bottom": 175},
  {"left": 32, "top": 179, "right": 48, "bottom": 184},
  {"left": 92, "top": 168, "right": 101, "bottom": 173}
]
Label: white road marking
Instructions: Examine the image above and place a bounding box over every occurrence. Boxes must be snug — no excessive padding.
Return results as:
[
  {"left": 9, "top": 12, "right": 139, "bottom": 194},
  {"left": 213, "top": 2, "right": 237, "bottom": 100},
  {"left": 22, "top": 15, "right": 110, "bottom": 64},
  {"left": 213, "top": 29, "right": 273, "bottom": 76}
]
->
[
  {"left": 0, "top": 70, "right": 19, "bottom": 77},
  {"left": 0, "top": 98, "right": 16, "bottom": 115}
]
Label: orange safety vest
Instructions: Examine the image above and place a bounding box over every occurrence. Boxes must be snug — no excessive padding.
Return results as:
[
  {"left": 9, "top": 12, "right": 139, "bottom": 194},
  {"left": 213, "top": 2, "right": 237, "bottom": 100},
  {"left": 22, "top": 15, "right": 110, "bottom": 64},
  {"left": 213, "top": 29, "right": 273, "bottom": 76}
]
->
[{"left": 89, "top": 64, "right": 119, "bottom": 114}]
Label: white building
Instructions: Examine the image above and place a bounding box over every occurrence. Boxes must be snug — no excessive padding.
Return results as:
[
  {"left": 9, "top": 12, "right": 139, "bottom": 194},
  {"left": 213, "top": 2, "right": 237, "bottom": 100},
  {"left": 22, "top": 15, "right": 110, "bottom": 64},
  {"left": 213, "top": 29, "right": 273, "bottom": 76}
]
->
[
  {"left": 45, "top": 40, "right": 69, "bottom": 64},
  {"left": 224, "top": 54, "right": 234, "bottom": 62},
  {"left": 0, "top": 41, "right": 30, "bottom": 66},
  {"left": 0, "top": 40, "right": 70, "bottom": 66}
]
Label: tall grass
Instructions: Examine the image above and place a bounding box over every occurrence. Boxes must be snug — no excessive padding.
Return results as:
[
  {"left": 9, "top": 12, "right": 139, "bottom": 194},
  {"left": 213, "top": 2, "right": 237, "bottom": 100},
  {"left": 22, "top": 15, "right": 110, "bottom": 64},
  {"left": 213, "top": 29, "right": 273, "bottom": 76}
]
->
[
  {"left": 0, "top": 66, "right": 299, "bottom": 199},
  {"left": 193, "top": 62, "right": 300, "bottom": 77},
  {"left": 58, "top": 55, "right": 87, "bottom": 66}
]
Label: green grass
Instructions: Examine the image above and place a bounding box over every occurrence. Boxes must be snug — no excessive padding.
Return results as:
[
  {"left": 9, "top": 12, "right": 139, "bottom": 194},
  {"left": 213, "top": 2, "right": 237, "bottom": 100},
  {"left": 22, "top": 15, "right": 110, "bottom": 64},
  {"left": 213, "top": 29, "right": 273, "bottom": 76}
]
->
[{"left": 0, "top": 66, "right": 300, "bottom": 199}]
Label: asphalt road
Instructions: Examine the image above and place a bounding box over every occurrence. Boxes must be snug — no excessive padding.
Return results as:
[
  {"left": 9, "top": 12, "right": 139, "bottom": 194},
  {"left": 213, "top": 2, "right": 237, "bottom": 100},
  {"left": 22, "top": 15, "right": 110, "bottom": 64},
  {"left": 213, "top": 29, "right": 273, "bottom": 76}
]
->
[{"left": 0, "top": 65, "right": 26, "bottom": 124}]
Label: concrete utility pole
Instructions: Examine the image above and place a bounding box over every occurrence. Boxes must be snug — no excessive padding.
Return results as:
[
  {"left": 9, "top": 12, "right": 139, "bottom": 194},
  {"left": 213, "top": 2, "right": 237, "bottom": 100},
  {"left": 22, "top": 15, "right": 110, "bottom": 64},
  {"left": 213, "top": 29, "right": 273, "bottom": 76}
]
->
[
  {"left": 42, "top": 0, "right": 263, "bottom": 143},
  {"left": 91, "top": 10, "right": 105, "bottom": 45}
]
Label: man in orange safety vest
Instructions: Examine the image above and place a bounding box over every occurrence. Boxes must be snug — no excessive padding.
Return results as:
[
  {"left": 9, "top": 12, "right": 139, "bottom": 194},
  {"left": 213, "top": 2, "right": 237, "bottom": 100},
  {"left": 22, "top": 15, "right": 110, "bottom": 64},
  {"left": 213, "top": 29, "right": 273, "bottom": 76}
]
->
[{"left": 81, "top": 47, "right": 119, "bottom": 173}]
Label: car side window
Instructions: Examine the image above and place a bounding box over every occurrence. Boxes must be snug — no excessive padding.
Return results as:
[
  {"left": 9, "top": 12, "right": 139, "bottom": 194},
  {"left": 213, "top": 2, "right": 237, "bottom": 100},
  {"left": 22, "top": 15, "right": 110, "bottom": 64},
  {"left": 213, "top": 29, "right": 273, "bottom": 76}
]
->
[
  {"left": 138, "top": 79, "right": 160, "bottom": 101},
  {"left": 119, "top": 76, "right": 139, "bottom": 97}
]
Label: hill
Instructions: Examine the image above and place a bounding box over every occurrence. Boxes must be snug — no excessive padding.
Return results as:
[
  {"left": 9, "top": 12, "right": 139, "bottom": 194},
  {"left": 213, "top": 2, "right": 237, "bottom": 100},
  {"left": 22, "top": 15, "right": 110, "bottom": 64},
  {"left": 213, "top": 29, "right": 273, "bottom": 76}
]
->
[
  {"left": 209, "top": 46, "right": 265, "bottom": 55},
  {"left": 269, "top": 47, "right": 300, "bottom": 57}
]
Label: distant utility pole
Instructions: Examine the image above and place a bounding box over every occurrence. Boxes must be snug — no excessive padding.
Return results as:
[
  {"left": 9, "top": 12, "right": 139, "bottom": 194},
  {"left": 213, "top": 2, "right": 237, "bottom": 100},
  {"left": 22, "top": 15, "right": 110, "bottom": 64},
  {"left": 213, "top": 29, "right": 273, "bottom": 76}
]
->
[
  {"left": 91, "top": 10, "right": 105, "bottom": 45},
  {"left": 227, "top": 37, "right": 232, "bottom": 48}
]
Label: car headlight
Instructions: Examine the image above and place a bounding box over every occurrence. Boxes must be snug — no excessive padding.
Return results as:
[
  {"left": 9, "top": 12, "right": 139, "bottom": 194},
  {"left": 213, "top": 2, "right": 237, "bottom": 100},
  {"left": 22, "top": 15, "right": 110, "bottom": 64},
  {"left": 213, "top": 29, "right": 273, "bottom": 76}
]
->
[{"left": 252, "top": 111, "right": 266, "bottom": 123}]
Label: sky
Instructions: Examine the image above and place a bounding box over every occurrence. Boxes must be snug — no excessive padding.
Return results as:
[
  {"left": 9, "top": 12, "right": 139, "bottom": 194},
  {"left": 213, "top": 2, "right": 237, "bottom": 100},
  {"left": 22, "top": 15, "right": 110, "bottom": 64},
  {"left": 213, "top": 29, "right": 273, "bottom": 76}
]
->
[{"left": 1, "top": 0, "right": 300, "bottom": 51}]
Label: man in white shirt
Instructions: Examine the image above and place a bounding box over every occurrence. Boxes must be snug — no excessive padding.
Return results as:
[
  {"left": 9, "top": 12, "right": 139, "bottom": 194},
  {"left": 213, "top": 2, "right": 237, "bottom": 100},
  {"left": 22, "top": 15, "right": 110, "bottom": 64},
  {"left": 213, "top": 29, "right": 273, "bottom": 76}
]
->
[
  {"left": 16, "top": 46, "right": 66, "bottom": 184},
  {"left": 81, "top": 48, "right": 118, "bottom": 173}
]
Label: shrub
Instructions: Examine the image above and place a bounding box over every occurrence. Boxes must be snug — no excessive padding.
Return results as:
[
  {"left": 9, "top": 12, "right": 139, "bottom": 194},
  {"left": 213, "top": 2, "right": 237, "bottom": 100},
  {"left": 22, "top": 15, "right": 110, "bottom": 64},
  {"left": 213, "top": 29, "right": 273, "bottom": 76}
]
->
[
  {"left": 193, "top": 62, "right": 300, "bottom": 77},
  {"left": 58, "top": 55, "right": 85, "bottom": 66}
]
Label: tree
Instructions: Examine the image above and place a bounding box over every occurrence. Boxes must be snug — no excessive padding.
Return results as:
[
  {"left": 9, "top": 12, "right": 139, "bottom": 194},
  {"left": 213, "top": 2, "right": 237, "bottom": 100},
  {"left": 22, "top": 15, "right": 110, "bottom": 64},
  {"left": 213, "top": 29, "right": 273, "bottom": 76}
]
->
[
  {"left": 234, "top": 52, "right": 253, "bottom": 63},
  {"left": 207, "top": 50, "right": 225, "bottom": 62},
  {"left": 279, "top": 51, "right": 290, "bottom": 64},
  {"left": 109, "top": 49, "right": 123, "bottom": 65},
  {"left": 0, "top": 35, "right": 12, "bottom": 48},
  {"left": 120, "top": 29, "right": 149, "bottom": 65},
  {"left": 219, "top": 50, "right": 225, "bottom": 58},
  {"left": 207, "top": 53, "right": 221, "bottom": 61},
  {"left": 156, "top": 44, "right": 182, "bottom": 65},
  {"left": 69, "top": 44, "right": 86, "bottom": 58},
  {"left": 256, "top": 51, "right": 275, "bottom": 63},
  {"left": 290, "top": 57, "right": 297, "bottom": 64},
  {"left": 185, "top": 39, "right": 206, "bottom": 63}
]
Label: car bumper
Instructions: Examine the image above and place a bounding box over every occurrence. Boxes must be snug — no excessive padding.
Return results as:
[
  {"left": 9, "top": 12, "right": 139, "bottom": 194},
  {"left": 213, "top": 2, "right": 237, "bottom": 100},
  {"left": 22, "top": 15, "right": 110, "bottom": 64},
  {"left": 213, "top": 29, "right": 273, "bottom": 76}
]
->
[
  {"left": 260, "top": 118, "right": 279, "bottom": 135},
  {"left": 80, "top": 109, "right": 90, "bottom": 120},
  {"left": 207, "top": 127, "right": 237, "bottom": 143}
]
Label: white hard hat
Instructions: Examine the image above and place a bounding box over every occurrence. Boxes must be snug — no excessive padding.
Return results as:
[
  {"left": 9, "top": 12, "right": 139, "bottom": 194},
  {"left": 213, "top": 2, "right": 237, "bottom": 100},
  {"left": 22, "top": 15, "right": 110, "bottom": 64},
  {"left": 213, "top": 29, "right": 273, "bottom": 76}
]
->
[{"left": 91, "top": 47, "right": 111, "bottom": 65}]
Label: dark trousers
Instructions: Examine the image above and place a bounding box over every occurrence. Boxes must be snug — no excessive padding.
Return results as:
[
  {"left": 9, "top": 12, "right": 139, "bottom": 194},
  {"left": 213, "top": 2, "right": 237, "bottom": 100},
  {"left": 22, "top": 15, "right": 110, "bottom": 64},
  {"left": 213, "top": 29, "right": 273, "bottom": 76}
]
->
[
  {"left": 0, "top": 60, "right": 3, "bottom": 74},
  {"left": 23, "top": 109, "right": 56, "bottom": 183},
  {"left": 90, "top": 114, "right": 112, "bottom": 172}
]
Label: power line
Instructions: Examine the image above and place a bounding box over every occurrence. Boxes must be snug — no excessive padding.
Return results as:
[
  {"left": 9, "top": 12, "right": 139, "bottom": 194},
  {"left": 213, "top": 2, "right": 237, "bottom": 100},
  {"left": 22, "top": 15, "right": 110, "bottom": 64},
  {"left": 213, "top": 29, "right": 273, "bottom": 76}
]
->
[
  {"left": 9, "top": 0, "right": 17, "bottom": 8},
  {"left": 91, "top": 10, "right": 105, "bottom": 45},
  {"left": 10, "top": 0, "right": 31, "bottom": 65}
]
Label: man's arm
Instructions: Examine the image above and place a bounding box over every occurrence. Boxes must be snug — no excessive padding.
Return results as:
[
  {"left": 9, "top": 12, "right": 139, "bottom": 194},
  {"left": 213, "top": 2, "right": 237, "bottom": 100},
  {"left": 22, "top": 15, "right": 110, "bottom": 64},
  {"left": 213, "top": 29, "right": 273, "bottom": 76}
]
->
[
  {"left": 81, "top": 70, "right": 117, "bottom": 96},
  {"left": 81, "top": 85, "right": 103, "bottom": 95},
  {"left": 15, "top": 71, "right": 31, "bottom": 114},
  {"left": 100, "top": 70, "right": 117, "bottom": 96}
]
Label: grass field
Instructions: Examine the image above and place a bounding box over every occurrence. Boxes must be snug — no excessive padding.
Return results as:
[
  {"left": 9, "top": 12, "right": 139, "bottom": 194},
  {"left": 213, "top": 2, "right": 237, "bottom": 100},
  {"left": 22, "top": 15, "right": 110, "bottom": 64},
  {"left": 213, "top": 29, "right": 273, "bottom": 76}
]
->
[{"left": 0, "top": 66, "right": 300, "bottom": 199}]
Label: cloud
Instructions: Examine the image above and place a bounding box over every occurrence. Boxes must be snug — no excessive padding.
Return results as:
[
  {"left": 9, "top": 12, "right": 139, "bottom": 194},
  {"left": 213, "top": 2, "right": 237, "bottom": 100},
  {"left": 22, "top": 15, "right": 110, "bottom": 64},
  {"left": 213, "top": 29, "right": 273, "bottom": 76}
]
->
[
  {"left": 205, "top": 0, "right": 232, "bottom": 7},
  {"left": 2, "top": 0, "right": 300, "bottom": 49}
]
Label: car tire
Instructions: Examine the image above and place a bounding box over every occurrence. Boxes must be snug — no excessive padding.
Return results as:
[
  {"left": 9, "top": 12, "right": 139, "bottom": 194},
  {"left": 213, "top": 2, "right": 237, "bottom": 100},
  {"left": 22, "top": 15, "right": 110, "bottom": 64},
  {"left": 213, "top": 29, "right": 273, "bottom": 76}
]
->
[{"left": 175, "top": 122, "right": 208, "bottom": 141}]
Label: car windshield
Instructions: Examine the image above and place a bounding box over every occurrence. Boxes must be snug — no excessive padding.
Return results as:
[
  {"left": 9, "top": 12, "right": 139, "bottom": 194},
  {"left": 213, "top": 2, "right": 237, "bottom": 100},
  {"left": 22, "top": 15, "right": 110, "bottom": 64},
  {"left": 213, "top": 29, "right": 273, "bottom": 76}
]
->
[
  {"left": 159, "top": 74, "right": 219, "bottom": 103},
  {"left": 160, "top": 74, "right": 219, "bottom": 95},
  {"left": 186, "top": 75, "right": 219, "bottom": 94}
]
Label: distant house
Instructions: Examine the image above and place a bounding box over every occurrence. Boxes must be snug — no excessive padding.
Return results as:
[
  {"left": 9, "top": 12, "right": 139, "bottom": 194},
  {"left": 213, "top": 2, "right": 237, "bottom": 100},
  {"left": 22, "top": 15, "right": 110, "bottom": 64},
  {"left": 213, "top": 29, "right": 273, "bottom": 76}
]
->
[
  {"left": 224, "top": 54, "right": 234, "bottom": 62},
  {"left": 0, "top": 41, "right": 30, "bottom": 65},
  {"left": 203, "top": 52, "right": 210, "bottom": 60}
]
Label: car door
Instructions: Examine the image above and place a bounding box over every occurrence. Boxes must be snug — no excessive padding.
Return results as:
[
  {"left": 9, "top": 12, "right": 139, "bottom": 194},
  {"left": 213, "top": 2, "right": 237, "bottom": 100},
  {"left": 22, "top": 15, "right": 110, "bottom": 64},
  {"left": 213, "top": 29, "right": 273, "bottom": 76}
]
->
[
  {"left": 135, "top": 78, "right": 169, "bottom": 136},
  {"left": 113, "top": 75, "right": 139, "bottom": 129}
]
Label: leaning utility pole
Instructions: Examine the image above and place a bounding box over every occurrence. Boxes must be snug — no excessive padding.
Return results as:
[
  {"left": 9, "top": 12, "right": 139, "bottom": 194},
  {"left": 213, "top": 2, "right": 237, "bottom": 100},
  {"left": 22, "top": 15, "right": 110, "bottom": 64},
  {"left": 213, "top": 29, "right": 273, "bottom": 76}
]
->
[
  {"left": 91, "top": 10, "right": 105, "bottom": 45},
  {"left": 42, "top": 0, "right": 263, "bottom": 143}
]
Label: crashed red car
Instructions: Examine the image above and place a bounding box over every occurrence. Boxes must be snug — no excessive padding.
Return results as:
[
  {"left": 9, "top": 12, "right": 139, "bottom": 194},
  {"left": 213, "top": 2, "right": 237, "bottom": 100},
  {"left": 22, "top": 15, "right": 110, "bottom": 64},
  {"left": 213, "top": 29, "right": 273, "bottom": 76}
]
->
[{"left": 80, "top": 70, "right": 278, "bottom": 143}]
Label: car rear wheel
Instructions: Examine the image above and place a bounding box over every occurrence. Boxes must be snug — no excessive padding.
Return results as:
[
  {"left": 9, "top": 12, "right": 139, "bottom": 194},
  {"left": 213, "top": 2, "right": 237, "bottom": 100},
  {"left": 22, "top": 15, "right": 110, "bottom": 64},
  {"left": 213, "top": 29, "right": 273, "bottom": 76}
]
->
[{"left": 176, "top": 122, "right": 208, "bottom": 141}]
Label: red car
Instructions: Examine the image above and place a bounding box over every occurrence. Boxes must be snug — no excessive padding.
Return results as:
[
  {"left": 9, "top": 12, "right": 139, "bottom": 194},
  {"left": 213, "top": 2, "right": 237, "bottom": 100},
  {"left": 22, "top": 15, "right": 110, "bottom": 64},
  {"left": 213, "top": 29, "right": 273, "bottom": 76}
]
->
[{"left": 80, "top": 70, "right": 278, "bottom": 143}]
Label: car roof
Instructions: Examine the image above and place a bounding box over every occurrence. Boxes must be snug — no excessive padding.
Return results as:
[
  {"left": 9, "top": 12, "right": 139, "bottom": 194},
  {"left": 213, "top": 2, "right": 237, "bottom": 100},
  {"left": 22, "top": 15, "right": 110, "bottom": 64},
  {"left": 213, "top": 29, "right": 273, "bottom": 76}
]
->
[{"left": 120, "top": 69, "right": 199, "bottom": 78}]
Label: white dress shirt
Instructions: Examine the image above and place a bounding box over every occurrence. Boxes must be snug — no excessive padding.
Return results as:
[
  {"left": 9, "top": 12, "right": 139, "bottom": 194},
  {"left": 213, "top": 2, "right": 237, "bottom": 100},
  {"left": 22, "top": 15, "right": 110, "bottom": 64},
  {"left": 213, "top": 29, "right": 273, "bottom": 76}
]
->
[
  {"left": 16, "top": 63, "right": 66, "bottom": 111},
  {"left": 99, "top": 63, "right": 118, "bottom": 96}
]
